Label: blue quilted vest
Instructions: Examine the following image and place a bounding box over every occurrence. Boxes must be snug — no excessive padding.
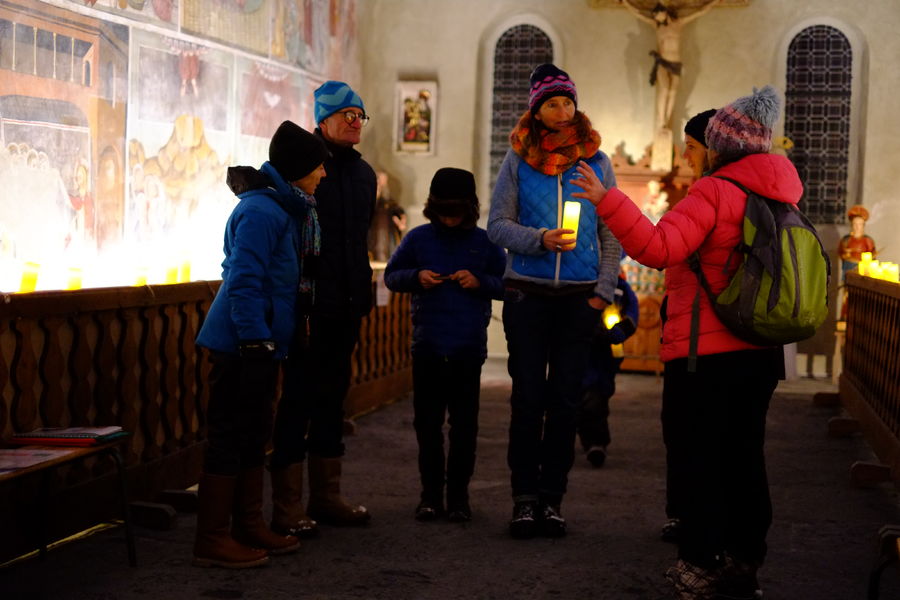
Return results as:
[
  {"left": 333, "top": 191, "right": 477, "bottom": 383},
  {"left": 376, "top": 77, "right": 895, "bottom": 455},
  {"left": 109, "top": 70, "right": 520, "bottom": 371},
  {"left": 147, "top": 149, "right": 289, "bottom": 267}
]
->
[{"left": 512, "top": 155, "right": 605, "bottom": 284}]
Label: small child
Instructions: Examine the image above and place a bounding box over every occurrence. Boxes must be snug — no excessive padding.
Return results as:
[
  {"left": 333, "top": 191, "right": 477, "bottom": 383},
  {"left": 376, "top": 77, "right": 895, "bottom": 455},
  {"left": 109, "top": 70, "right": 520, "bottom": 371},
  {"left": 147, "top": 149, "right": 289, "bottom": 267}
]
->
[
  {"left": 577, "top": 272, "right": 638, "bottom": 467},
  {"left": 384, "top": 168, "right": 506, "bottom": 522}
]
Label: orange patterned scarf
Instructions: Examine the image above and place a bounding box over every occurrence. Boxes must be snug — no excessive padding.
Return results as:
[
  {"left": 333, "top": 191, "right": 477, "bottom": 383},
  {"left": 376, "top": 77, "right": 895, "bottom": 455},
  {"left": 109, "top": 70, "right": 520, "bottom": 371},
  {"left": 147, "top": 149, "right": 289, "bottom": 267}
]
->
[{"left": 509, "top": 110, "right": 601, "bottom": 176}]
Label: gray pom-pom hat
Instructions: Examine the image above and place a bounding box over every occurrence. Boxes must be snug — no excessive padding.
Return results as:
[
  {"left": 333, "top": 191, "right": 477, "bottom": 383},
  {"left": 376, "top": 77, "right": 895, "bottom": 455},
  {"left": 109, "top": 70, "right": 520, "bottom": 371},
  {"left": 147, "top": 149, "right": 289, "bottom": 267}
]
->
[{"left": 705, "top": 85, "right": 781, "bottom": 158}]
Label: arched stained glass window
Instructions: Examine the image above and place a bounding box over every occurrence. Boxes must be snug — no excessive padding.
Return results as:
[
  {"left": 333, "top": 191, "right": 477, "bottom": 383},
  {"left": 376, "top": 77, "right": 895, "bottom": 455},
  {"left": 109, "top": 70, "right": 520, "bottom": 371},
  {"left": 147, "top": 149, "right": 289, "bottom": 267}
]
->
[
  {"left": 489, "top": 25, "right": 553, "bottom": 189},
  {"left": 785, "top": 25, "right": 852, "bottom": 224}
]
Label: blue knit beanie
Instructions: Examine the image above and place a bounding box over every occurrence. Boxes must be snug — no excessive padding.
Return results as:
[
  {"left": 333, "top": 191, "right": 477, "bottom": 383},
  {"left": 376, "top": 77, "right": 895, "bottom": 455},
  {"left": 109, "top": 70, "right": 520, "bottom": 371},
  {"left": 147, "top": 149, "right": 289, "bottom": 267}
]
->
[{"left": 314, "top": 81, "right": 365, "bottom": 124}]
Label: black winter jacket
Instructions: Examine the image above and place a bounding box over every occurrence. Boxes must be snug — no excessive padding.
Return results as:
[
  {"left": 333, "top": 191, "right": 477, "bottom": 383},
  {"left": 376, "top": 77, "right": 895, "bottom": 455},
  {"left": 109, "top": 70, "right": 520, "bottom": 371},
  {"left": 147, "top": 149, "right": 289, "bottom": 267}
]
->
[{"left": 302, "top": 130, "right": 377, "bottom": 318}]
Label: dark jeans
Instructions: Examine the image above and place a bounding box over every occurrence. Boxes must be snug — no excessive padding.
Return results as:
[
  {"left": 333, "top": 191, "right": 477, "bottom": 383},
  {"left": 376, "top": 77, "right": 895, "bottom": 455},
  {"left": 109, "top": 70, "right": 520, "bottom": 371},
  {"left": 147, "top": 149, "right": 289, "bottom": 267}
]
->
[
  {"left": 203, "top": 352, "right": 279, "bottom": 476},
  {"left": 412, "top": 351, "right": 483, "bottom": 505},
  {"left": 662, "top": 347, "right": 781, "bottom": 568},
  {"left": 503, "top": 289, "right": 598, "bottom": 504},
  {"left": 577, "top": 341, "right": 622, "bottom": 450},
  {"left": 270, "top": 313, "right": 362, "bottom": 467}
]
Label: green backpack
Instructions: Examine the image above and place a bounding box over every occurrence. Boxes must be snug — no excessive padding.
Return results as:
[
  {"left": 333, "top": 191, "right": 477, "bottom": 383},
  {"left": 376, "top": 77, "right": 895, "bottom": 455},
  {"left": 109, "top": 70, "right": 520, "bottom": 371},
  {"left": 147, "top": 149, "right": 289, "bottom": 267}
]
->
[{"left": 687, "top": 176, "right": 830, "bottom": 369}]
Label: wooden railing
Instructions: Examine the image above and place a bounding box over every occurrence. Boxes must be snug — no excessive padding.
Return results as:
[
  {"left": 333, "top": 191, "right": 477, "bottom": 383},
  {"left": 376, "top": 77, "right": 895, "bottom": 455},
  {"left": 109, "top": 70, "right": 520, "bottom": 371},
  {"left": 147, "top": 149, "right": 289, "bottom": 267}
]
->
[
  {"left": 839, "top": 271, "right": 900, "bottom": 485},
  {"left": 0, "top": 279, "right": 411, "bottom": 563}
]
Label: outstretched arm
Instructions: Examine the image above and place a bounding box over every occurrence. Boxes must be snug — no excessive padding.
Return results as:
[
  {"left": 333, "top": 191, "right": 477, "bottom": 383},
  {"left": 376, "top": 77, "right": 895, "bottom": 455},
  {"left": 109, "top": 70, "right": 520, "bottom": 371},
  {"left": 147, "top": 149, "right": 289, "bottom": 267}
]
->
[
  {"left": 618, "top": 0, "right": 655, "bottom": 24},
  {"left": 679, "top": 0, "right": 722, "bottom": 25}
]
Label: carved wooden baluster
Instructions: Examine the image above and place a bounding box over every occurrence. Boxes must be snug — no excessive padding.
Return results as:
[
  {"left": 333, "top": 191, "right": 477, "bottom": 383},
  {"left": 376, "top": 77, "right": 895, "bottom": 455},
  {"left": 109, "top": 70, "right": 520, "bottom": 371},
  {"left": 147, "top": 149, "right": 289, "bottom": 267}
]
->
[
  {"left": 38, "top": 317, "right": 67, "bottom": 429},
  {"left": 117, "top": 308, "right": 142, "bottom": 464},
  {"left": 9, "top": 320, "right": 39, "bottom": 432},
  {"left": 0, "top": 318, "right": 11, "bottom": 436},
  {"left": 69, "top": 312, "right": 96, "bottom": 427},
  {"left": 92, "top": 310, "right": 119, "bottom": 427},
  {"left": 158, "top": 303, "right": 181, "bottom": 454},
  {"left": 138, "top": 305, "right": 163, "bottom": 462}
]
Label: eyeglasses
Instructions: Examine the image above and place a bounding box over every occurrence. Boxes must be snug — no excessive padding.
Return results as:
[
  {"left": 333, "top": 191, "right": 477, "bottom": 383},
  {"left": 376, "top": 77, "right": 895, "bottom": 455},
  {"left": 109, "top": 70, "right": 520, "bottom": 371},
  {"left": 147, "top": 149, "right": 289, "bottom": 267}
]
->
[{"left": 339, "top": 111, "right": 370, "bottom": 126}]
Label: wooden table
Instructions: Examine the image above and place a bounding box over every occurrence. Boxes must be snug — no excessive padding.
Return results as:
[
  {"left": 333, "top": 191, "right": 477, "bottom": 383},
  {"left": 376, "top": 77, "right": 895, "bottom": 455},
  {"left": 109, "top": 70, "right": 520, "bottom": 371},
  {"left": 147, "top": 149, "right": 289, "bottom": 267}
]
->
[{"left": 0, "top": 437, "right": 136, "bottom": 566}]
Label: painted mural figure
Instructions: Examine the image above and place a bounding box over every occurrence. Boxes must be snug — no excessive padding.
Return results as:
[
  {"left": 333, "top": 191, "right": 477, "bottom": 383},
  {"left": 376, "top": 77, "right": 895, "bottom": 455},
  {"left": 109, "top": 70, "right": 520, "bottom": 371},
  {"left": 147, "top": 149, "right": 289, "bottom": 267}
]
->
[{"left": 403, "top": 89, "right": 432, "bottom": 144}]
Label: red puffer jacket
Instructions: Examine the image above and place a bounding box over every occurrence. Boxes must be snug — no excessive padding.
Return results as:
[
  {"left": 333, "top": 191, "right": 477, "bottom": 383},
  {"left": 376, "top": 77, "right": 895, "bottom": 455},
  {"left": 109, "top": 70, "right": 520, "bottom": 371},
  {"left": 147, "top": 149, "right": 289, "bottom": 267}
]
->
[{"left": 595, "top": 153, "right": 803, "bottom": 362}]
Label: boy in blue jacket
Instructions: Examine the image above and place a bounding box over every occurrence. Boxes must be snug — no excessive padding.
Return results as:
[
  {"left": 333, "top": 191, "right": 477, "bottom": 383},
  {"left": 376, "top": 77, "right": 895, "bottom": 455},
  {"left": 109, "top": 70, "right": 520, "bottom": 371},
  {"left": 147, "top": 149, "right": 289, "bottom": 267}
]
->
[
  {"left": 194, "top": 121, "right": 327, "bottom": 568},
  {"left": 384, "top": 168, "right": 506, "bottom": 522},
  {"left": 577, "top": 273, "right": 638, "bottom": 468}
]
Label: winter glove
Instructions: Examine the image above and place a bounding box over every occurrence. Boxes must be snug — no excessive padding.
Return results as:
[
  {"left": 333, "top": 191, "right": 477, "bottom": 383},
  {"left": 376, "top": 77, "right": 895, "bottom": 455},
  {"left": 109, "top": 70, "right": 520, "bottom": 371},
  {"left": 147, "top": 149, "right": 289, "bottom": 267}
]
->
[
  {"left": 238, "top": 339, "right": 276, "bottom": 359},
  {"left": 607, "top": 317, "right": 636, "bottom": 345}
]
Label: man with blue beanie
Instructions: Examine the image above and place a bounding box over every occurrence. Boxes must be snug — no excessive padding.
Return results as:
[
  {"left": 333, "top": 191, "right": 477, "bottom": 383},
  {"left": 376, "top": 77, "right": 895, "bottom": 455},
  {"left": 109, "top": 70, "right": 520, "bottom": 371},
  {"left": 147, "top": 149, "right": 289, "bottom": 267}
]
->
[{"left": 270, "top": 81, "right": 377, "bottom": 536}]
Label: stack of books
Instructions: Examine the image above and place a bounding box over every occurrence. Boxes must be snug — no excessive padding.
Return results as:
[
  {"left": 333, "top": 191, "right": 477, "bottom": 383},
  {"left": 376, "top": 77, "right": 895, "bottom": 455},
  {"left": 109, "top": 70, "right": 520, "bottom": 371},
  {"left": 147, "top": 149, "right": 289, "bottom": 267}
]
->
[{"left": 11, "top": 426, "right": 128, "bottom": 447}]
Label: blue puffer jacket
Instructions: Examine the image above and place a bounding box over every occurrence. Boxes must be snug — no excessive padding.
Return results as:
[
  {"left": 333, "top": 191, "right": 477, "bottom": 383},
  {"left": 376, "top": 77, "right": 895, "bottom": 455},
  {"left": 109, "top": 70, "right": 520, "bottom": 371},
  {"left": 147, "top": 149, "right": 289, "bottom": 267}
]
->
[
  {"left": 196, "top": 161, "right": 308, "bottom": 359},
  {"left": 384, "top": 222, "right": 507, "bottom": 360},
  {"left": 487, "top": 149, "right": 622, "bottom": 304}
]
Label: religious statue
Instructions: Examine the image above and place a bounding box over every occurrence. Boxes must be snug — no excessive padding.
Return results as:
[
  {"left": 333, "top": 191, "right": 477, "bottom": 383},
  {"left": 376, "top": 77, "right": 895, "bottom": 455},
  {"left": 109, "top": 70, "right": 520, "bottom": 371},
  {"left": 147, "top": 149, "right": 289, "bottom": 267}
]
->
[
  {"left": 368, "top": 170, "right": 407, "bottom": 263},
  {"left": 837, "top": 204, "right": 877, "bottom": 320},
  {"left": 619, "top": 0, "right": 722, "bottom": 171}
]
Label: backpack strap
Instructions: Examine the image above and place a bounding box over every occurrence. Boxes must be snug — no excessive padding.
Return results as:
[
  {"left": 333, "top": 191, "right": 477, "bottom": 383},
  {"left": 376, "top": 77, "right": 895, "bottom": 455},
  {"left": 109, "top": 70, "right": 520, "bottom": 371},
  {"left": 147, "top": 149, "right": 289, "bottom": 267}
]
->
[{"left": 684, "top": 175, "right": 748, "bottom": 372}]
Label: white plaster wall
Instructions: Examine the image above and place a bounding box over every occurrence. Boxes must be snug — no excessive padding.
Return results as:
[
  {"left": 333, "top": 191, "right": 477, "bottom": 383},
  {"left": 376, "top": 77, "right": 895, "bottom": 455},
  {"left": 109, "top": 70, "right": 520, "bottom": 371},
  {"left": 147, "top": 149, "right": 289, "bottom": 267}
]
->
[{"left": 355, "top": 0, "right": 900, "bottom": 356}]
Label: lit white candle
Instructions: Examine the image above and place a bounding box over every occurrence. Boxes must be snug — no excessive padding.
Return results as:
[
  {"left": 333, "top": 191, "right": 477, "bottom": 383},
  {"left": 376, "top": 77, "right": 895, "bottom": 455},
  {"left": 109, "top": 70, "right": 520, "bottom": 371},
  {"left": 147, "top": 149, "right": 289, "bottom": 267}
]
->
[{"left": 561, "top": 201, "right": 581, "bottom": 248}]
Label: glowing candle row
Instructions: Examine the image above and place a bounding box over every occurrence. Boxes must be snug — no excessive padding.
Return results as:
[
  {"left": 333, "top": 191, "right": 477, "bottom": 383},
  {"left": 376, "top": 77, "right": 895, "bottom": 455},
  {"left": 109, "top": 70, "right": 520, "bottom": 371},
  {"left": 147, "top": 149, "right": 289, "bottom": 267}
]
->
[
  {"left": 858, "top": 253, "right": 899, "bottom": 282},
  {"left": 11, "top": 259, "right": 194, "bottom": 293}
]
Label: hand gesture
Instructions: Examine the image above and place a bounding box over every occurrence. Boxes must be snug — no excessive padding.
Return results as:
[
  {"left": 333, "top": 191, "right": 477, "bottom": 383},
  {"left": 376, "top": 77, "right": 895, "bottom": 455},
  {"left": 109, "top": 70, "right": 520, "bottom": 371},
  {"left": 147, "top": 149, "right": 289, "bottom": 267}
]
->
[
  {"left": 418, "top": 269, "right": 445, "bottom": 289},
  {"left": 542, "top": 228, "right": 577, "bottom": 253},
  {"left": 450, "top": 270, "right": 481, "bottom": 289},
  {"left": 570, "top": 161, "right": 610, "bottom": 206}
]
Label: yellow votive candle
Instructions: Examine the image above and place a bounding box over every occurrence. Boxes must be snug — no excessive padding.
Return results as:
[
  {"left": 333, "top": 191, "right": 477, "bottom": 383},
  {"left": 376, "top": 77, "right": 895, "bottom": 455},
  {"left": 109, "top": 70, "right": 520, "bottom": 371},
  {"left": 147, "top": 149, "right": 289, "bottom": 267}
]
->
[
  {"left": 868, "top": 260, "right": 882, "bottom": 279},
  {"left": 65, "top": 267, "right": 83, "bottom": 290},
  {"left": 858, "top": 251, "right": 873, "bottom": 276},
  {"left": 135, "top": 267, "right": 148, "bottom": 287},
  {"left": 561, "top": 201, "right": 581, "bottom": 247},
  {"left": 165, "top": 266, "right": 179, "bottom": 284},
  {"left": 19, "top": 261, "right": 39, "bottom": 293},
  {"left": 179, "top": 260, "right": 192, "bottom": 283}
]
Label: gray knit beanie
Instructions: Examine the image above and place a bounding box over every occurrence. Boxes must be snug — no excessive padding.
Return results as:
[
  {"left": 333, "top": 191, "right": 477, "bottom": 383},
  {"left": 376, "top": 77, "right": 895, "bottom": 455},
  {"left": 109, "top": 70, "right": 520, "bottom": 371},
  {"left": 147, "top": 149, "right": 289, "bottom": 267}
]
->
[{"left": 705, "top": 86, "right": 780, "bottom": 158}]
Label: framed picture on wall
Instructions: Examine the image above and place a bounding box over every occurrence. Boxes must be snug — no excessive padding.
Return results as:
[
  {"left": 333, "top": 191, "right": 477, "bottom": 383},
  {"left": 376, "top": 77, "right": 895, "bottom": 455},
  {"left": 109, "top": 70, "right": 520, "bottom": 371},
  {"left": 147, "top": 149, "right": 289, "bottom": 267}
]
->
[{"left": 394, "top": 80, "right": 437, "bottom": 155}]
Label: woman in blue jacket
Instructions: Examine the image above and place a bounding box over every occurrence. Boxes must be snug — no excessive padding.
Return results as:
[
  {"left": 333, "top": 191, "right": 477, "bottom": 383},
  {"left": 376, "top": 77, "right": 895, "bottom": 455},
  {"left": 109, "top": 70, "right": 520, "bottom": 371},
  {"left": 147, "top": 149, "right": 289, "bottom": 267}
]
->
[
  {"left": 193, "top": 121, "right": 326, "bottom": 569},
  {"left": 385, "top": 168, "right": 506, "bottom": 523},
  {"left": 487, "top": 64, "right": 622, "bottom": 539}
]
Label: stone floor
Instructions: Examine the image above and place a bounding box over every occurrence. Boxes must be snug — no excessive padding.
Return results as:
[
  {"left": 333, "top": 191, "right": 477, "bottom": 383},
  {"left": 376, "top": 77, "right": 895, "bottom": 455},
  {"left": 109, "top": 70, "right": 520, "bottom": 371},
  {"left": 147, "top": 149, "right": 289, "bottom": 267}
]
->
[{"left": 1, "top": 358, "right": 898, "bottom": 600}]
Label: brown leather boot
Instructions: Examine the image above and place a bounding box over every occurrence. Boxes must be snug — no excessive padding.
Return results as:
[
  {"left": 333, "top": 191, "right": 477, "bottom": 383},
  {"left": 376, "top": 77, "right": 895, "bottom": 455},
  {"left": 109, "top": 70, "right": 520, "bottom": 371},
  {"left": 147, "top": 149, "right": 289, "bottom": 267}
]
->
[
  {"left": 193, "top": 473, "right": 269, "bottom": 568},
  {"left": 232, "top": 466, "right": 300, "bottom": 555},
  {"left": 307, "top": 456, "right": 371, "bottom": 526},
  {"left": 271, "top": 462, "right": 319, "bottom": 538}
]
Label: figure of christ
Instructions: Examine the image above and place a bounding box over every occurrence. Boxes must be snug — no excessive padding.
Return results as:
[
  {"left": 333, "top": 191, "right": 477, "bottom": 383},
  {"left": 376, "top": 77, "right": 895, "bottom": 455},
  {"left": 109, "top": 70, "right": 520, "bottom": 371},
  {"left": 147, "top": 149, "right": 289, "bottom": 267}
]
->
[{"left": 620, "top": 0, "right": 720, "bottom": 130}]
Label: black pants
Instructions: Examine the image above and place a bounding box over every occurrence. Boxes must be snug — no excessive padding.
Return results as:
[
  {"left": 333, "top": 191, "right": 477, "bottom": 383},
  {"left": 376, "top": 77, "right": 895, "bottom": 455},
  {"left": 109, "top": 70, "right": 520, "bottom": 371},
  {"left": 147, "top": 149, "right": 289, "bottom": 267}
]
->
[
  {"left": 412, "top": 352, "right": 483, "bottom": 505},
  {"left": 270, "top": 313, "right": 362, "bottom": 467},
  {"left": 503, "top": 289, "right": 598, "bottom": 504},
  {"left": 662, "top": 347, "right": 780, "bottom": 568},
  {"left": 203, "top": 352, "right": 279, "bottom": 476},
  {"left": 577, "top": 340, "right": 622, "bottom": 450}
]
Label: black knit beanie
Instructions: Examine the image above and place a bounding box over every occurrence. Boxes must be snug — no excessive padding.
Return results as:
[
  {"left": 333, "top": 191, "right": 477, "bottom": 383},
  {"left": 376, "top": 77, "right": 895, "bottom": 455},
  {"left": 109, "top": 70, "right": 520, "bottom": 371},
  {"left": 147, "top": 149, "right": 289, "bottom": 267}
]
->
[
  {"left": 683, "top": 109, "right": 717, "bottom": 147},
  {"left": 268, "top": 120, "right": 329, "bottom": 182},
  {"left": 425, "top": 167, "right": 478, "bottom": 223}
]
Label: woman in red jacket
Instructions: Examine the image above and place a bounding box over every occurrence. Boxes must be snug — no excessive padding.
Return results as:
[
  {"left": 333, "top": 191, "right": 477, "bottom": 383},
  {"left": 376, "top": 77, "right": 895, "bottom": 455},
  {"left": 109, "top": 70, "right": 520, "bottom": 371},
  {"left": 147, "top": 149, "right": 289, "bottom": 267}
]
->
[{"left": 572, "top": 86, "right": 800, "bottom": 600}]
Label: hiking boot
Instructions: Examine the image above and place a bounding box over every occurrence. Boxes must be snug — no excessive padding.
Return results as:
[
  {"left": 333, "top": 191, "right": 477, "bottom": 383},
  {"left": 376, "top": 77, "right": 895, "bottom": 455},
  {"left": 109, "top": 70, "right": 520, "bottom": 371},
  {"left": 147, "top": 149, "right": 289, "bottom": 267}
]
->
[
  {"left": 661, "top": 518, "right": 682, "bottom": 544},
  {"left": 509, "top": 501, "right": 538, "bottom": 539},
  {"left": 446, "top": 500, "right": 472, "bottom": 523},
  {"left": 538, "top": 503, "right": 567, "bottom": 538},
  {"left": 586, "top": 445, "right": 607, "bottom": 468},
  {"left": 716, "top": 555, "right": 763, "bottom": 599},
  {"left": 665, "top": 558, "right": 721, "bottom": 600},
  {"left": 414, "top": 500, "right": 444, "bottom": 522}
]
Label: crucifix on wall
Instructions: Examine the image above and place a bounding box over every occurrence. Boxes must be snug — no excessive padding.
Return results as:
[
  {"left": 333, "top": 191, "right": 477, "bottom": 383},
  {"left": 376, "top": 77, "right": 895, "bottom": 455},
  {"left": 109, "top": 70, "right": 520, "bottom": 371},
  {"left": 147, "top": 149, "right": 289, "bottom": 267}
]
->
[{"left": 618, "top": 0, "right": 723, "bottom": 172}]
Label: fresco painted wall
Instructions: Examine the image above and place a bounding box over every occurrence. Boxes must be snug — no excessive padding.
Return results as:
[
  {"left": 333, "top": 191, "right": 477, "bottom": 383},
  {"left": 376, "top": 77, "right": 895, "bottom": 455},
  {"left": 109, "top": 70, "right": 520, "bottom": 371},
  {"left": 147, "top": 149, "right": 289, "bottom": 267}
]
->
[{"left": 0, "top": 0, "right": 359, "bottom": 290}]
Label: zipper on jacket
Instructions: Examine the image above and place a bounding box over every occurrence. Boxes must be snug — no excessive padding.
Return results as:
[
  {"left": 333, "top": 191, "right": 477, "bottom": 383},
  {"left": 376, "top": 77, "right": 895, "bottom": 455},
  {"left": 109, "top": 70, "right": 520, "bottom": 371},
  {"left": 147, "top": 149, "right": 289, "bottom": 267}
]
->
[{"left": 554, "top": 174, "right": 562, "bottom": 286}]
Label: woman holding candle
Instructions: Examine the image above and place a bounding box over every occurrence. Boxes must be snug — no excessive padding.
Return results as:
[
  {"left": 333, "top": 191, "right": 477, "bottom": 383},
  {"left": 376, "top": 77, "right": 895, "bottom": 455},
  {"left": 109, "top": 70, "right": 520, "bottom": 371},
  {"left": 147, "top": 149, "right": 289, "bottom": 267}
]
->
[
  {"left": 487, "top": 64, "right": 622, "bottom": 539},
  {"left": 572, "top": 86, "right": 797, "bottom": 600}
]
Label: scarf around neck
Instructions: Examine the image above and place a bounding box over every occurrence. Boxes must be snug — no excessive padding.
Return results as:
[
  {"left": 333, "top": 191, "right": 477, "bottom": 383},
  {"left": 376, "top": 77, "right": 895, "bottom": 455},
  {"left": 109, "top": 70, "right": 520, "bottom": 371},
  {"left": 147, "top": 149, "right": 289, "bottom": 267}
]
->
[
  {"left": 294, "top": 187, "right": 320, "bottom": 297},
  {"left": 509, "top": 110, "right": 601, "bottom": 176}
]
